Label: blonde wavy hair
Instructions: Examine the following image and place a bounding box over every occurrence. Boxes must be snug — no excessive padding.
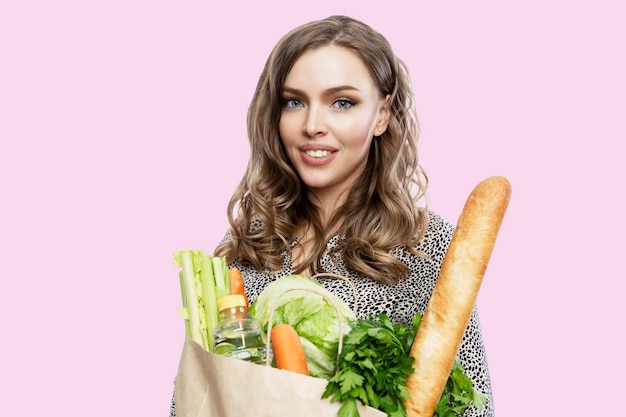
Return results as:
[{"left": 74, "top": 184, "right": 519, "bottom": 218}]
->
[{"left": 215, "top": 15, "right": 429, "bottom": 284}]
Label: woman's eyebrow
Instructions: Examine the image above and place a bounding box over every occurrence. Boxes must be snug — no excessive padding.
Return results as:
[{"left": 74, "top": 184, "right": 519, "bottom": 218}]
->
[
  {"left": 282, "top": 86, "right": 304, "bottom": 96},
  {"left": 325, "top": 85, "right": 360, "bottom": 95},
  {"left": 282, "top": 85, "right": 361, "bottom": 96}
]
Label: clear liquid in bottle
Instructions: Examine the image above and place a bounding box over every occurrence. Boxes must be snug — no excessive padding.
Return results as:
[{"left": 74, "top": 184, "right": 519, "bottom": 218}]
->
[{"left": 213, "top": 294, "right": 269, "bottom": 364}]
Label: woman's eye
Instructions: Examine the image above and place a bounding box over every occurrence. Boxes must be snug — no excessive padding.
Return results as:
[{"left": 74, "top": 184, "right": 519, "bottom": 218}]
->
[
  {"left": 333, "top": 99, "right": 354, "bottom": 110},
  {"left": 284, "top": 98, "right": 303, "bottom": 108}
]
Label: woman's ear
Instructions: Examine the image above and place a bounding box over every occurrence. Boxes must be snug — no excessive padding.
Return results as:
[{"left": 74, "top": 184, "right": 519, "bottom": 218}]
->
[{"left": 375, "top": 94, "right": 391, "bottom": 136}]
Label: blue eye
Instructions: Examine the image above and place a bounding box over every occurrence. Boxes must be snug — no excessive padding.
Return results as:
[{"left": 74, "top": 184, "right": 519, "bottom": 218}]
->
[
  {"left": 333, "top": 99, "right": 354, "bottom": 110},
  {"left": 284, "top": 98, "right": 303, "bottom": 108}
]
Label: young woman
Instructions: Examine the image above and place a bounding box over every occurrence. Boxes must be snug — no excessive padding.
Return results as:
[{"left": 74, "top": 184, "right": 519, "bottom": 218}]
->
[{"left": 171, "top": 15, "right": 495, "bottom": 417}]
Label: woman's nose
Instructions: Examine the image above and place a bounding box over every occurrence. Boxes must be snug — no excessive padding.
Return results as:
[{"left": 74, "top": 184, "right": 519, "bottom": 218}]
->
[{"left": 304, "top": 105, "right": 327, "bottom": 137}]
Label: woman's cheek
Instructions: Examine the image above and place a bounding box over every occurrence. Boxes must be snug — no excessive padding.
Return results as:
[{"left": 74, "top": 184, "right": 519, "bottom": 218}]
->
[{"left": 341, "top": 120, "right": 376, "bottom": 148}]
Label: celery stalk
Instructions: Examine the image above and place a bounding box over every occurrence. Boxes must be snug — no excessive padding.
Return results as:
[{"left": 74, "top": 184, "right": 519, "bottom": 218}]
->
[
  {"left": 200, "top": 253, "right": 219, "bottom": 351},
  {"left": 174, "top": 250, "right": 233, "bottom": 352},
  {"left": 178, "top": 251, "right": 203, "bottom": 346},
  {"left": 212, "top": 256, "right": 229, "bottom": 297},
  {"left": 178, "top": 271, "right": 191, "bottom": 338},
  {"left": 221, "top": 257, "right": 230, "bottom": 293}
]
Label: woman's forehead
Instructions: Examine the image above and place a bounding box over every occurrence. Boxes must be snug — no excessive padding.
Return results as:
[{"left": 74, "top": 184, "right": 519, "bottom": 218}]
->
[{"left": 283, "top": 46, "right": 377, "bottom": 93}]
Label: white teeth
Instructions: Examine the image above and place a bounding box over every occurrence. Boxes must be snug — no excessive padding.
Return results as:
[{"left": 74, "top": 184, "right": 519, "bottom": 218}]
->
[{"left": 305, "top": 149, "right": 330, "bottom": 158}]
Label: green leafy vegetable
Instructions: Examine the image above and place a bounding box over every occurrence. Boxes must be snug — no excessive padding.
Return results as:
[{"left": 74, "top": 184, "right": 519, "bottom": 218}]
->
[
  {"left": 434, "top": 361, "right": 487, "bottom": 417},
  {"left": 322, "top": 313, "right": 487, "bottom": 417},
  {"left": 248, "top": 275, "right": 356, "bottom": 378},
  {"left": 322, "top": 314, "right": 418, "bottom": 417}
]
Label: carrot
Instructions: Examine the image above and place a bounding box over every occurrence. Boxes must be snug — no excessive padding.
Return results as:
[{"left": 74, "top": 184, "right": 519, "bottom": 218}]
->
[
  {"left": 270, "top": 324, "right": 310, "bottom": 375},
  {"left": 229, "top": 267, "right": 249, "bottom": 312}
]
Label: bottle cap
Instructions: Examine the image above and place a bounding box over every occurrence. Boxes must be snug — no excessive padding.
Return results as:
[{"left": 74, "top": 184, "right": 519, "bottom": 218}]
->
[{"left": 218, "top": 294, "right": 246, "bottom": 312}]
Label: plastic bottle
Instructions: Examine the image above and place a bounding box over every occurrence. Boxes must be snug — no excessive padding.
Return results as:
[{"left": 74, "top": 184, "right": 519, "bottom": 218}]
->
[{"left": 213, "top": 294, "right": 269, "bottom": 364}]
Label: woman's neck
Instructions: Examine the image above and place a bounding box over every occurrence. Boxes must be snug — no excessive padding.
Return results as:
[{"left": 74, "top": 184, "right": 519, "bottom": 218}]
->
[
  {"left": 307, "top": 187, "right": 349, "bottom": 227},
  {"left": 291, "top": 187, "right": 350, "bottom": 275}
]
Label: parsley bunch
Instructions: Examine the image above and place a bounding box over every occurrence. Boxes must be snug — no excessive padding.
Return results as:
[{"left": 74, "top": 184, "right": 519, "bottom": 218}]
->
[
  {"left": 435, "top": 361, "right": 487, "bottom": 416},
  {"left": 322, "top": 314, "right": 418, "bottom": 417},
  {"left": 322, "top": 313, "right": 486, "bottom": 417}
]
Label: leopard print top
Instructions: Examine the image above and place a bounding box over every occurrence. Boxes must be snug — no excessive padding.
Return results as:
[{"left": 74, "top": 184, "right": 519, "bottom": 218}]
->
[{"left": 169, "top": 211, "right": 494, "bottom": 417}]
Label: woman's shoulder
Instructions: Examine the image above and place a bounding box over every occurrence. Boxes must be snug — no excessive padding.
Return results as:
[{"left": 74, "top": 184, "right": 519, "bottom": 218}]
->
[
  {"left": 418, "top": 210, "right": 455, "bottom": 254},
  {"left": 218, "top": 219, "right": 266, "bottom": 243},
  {"left": 426, "top": 210, "right": 454, "bottom": 233},
  {"left": 388, "top": 210, "right": 455, "bottom": 277}
]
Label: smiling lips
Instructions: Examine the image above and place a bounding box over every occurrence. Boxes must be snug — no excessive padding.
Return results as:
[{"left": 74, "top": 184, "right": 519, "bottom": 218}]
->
[
  {"left": 306, "top": 149, "right": 331, "bottom": 158},
  {"left": 300, "top": 146, "right": 337, "bottom": 165}
]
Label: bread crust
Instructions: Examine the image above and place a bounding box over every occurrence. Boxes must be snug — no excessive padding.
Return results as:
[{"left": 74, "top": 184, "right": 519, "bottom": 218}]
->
[{"left": 405, "top": 176, "right": 511, "bottom": 417}]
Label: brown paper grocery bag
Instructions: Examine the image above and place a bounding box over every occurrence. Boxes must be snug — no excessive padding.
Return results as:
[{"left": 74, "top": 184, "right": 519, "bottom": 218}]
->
[{"left": 174, "top": 338, "right": 386, "bottom": 417}]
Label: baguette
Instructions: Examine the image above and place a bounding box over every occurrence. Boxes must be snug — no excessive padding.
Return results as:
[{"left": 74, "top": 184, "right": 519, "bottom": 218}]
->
[{"left": 405, "top": 175, "right": 511, "bottom": 417}]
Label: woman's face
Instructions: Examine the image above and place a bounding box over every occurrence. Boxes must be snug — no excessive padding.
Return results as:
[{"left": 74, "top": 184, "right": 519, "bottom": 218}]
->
[{"left": 279, "top": 45, "right": 390, "bottom": 201}]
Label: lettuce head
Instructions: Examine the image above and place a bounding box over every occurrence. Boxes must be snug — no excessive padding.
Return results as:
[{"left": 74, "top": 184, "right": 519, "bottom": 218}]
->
[{"left": 248, "top": 275, "right": 355, "bottom": 379}]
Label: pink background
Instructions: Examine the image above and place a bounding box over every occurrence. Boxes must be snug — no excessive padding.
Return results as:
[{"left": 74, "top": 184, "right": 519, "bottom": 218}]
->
[{"left": 1, "top": 1, "right": 624, "bottom": 415}]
